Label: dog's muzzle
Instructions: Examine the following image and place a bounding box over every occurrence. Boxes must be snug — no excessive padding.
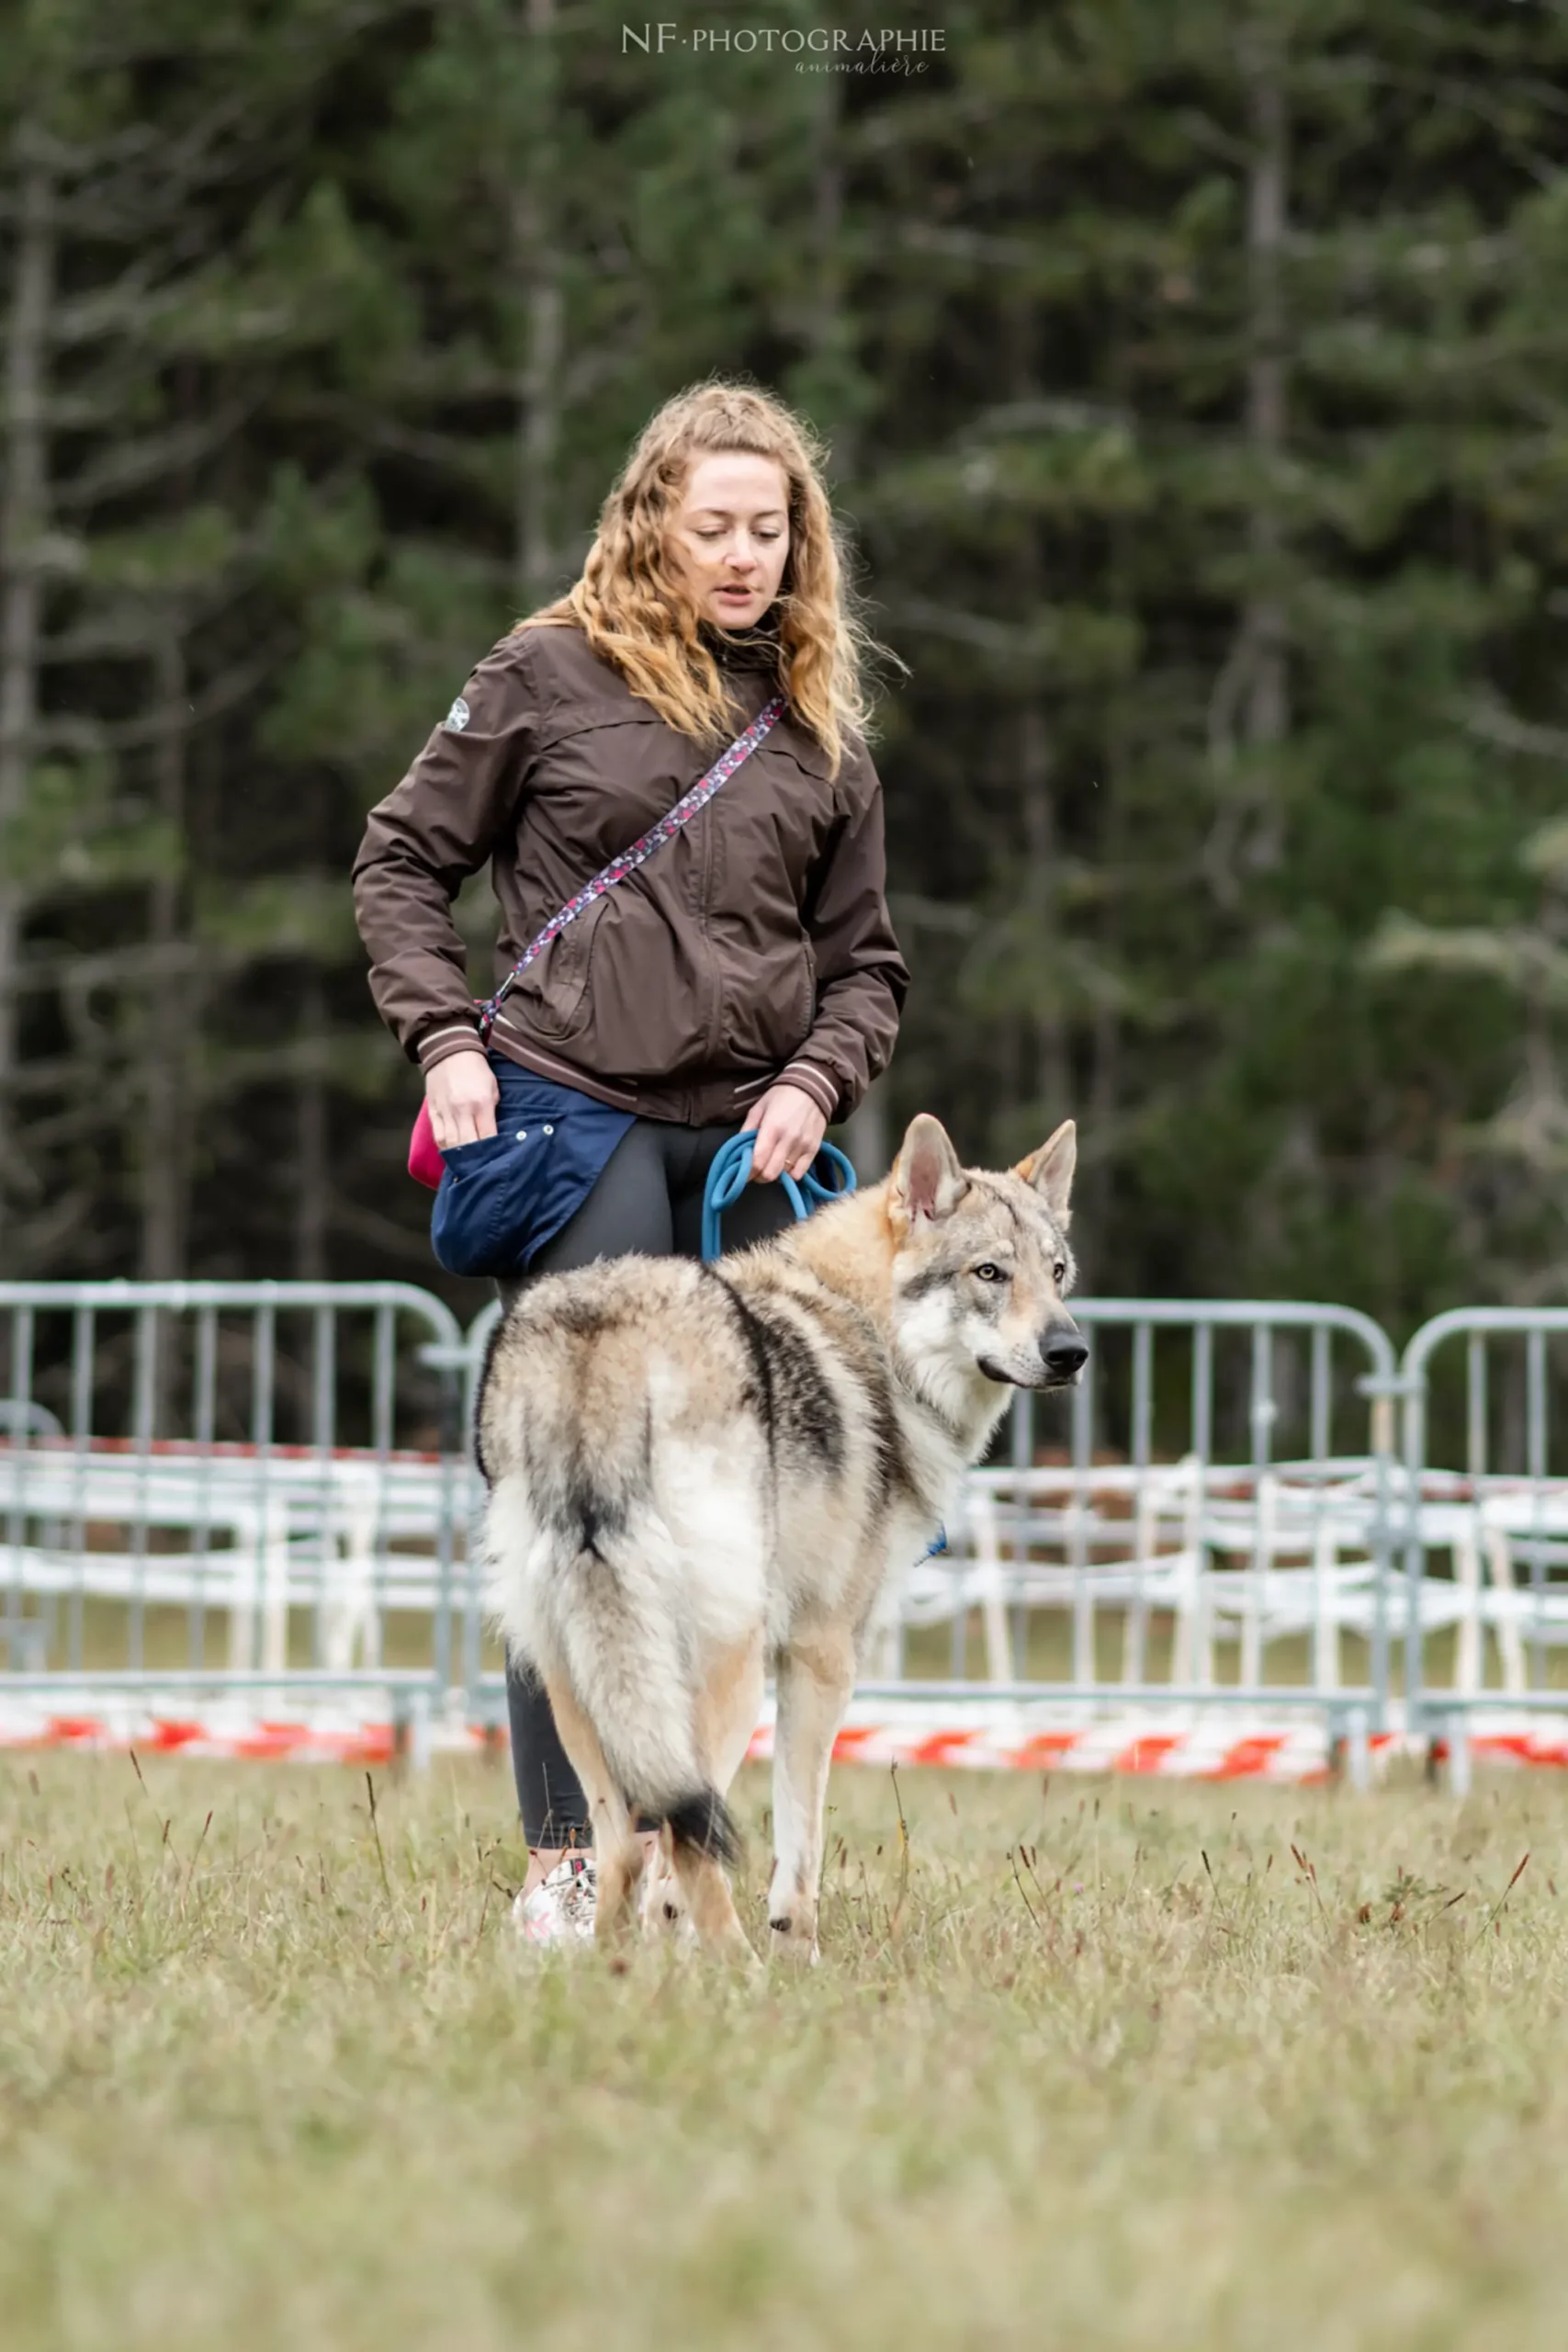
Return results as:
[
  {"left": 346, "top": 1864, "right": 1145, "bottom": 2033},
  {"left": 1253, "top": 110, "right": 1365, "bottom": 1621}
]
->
[{"left": 978, "top": 1329, "right": 1089, "bottom": 1389}]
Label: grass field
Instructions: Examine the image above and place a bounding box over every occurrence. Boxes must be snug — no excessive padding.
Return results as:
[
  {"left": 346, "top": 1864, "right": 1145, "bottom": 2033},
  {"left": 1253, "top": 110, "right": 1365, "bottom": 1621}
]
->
[{"left": 3, "top": 1752, "right": 1568, "bottom": 2350}]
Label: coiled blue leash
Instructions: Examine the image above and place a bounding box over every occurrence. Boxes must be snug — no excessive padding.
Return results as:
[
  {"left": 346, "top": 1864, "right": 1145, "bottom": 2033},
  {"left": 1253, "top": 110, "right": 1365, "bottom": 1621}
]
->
[
  {"left": 699, "top": 1132, "right": 946, "bottom": 1562},
  {"left": 700, "top": 1130, "right": 857, "bottom": 1263}
]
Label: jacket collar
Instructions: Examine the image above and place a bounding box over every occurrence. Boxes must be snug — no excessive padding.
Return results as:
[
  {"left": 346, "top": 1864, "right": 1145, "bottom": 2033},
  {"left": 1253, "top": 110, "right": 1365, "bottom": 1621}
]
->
[{"left": 697, "top": 605, "right": 784, "bottom": 674}]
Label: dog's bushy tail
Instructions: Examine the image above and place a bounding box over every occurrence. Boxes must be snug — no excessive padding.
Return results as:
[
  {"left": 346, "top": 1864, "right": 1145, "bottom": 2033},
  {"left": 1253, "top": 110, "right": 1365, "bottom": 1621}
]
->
[
  {"left": 484, "top": 1322, "right": 745, "bottom": 1858},
  {"left": 489, "top": 1481, "right": 741, "bottom": 1860},
  {"left": 549, "top": 1521, "right": 741, "bottom": 1856},
  {"left": 664, "top": 1787, "right": 742, "bottom": 1867}
]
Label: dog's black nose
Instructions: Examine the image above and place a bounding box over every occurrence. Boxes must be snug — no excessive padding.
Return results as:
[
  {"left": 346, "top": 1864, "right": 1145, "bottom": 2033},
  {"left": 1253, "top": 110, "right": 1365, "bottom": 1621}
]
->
[{"left": 1042, "top": 1333, "right": 1089, "bottom": 1381}]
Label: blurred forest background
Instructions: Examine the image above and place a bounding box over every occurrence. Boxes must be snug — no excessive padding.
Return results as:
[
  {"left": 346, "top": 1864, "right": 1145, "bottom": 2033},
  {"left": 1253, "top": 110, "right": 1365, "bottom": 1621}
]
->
[{"left": 5, "top": 0, "right": 1568, "bottom": 1334}]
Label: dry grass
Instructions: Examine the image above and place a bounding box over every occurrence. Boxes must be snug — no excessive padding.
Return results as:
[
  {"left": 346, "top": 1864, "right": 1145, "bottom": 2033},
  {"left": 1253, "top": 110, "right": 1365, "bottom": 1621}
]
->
[{"left": 3, "top": 1751, "right": 1568, "bottom": 2350}]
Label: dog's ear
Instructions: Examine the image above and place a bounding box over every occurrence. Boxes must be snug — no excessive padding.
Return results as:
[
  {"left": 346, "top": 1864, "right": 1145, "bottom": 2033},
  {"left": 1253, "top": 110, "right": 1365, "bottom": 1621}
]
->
[
  {"left": 1012, "top": 1119, "right": 1076, "bottom": 1226},
  {"left": 891, "top": 1114, "right": 968, "bottom": 1227}
]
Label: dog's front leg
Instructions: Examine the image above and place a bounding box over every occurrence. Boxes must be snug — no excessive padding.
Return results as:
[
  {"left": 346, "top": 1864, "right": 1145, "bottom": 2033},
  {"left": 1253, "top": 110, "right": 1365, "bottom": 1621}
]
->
[{"left": 768, "top": 1627, "right": 855, "bottom": 1964}]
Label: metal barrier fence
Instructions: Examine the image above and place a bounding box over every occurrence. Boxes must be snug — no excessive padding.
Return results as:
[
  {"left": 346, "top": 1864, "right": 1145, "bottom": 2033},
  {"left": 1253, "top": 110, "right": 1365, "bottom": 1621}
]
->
[
  {"left": 451, "top": 1296, "right": 1402, "bottom": 1763},
  {"left": 7, "top": 1278, "right": 1568, "bottom": 1778},
  {"left": 1398, "top": 1309, "right": 1568, "bottom": 1781},
  {"left": 0, "top": 1283, "right": 468, "bottom": 1753},
  {"left": 858, "top": 1300, "right": 1400, "bottom": 1769}
]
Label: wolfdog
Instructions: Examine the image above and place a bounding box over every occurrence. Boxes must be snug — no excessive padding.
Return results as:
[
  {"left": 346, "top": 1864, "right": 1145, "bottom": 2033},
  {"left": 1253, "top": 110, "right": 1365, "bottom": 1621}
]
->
[{"left": 479, "top": 1112, "right": 1086, "bottom": 1965}]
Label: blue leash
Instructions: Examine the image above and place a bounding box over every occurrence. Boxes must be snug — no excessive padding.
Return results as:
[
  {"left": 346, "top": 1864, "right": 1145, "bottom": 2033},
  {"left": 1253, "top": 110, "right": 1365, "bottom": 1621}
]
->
[
  {"left": 699, "top": 1130, "right": 856, "bottom": 1263},
  {"left": 699, "top": 1132, "right": 946, "bottom": 1562}
]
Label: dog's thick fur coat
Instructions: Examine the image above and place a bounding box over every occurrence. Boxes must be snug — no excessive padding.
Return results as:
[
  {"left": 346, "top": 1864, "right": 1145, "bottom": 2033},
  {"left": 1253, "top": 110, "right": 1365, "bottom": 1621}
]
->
[{"left": 480, "top": 1113, "right": 1084, "bottom": 1963}]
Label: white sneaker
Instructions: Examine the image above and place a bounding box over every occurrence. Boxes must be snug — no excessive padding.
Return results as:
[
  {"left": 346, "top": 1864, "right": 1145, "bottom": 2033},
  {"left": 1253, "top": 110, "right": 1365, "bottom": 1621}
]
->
[{"left": 511, "top": 1852, "right": 597, "bottom": 1946}]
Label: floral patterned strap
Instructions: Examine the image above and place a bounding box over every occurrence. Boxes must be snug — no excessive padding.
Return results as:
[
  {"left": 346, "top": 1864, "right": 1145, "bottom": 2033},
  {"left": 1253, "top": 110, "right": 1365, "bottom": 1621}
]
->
[{"left": 479, "top": 694, "right": 788, "bottom": 1037}]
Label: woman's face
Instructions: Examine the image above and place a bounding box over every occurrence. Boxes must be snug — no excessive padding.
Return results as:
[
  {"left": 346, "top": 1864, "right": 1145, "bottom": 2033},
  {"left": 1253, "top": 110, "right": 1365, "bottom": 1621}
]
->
[{"left": 665, "top": 451, "right": 791, "bottom": 631}]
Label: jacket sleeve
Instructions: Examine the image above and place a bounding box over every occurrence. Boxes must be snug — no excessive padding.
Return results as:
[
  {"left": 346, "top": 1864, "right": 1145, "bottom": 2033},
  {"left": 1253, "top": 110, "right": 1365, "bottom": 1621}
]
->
[
  {"left": 350, "top": 633, "right": 539, "bottom": 1073},
  {"left": 778, "top": 740, "right": 909, "bottom": 1125}
]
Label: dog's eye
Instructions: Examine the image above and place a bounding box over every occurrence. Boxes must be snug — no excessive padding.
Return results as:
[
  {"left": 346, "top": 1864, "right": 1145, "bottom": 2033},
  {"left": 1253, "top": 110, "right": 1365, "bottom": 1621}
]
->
[
  {"left": 1053, "top": 1261, "right": 1066, "bottom": 1284},
  {"left": 974, "top": 1263, "right": 1007, "bottom": 1283}
]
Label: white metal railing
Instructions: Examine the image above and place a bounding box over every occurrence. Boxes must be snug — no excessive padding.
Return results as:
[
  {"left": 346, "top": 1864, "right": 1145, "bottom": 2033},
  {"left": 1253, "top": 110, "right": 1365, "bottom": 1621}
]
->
[
  {"left": 1398, "top": 1311, "right": 1568, "bottom": 1757},
  {"left": 0, "top": 1284, "right": 468, "bottom": 1713}
]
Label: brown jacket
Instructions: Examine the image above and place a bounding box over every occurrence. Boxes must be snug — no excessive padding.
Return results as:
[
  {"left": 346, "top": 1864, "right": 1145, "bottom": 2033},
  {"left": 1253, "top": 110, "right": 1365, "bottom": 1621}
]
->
[{"left": 351, "top": 616, "right": 908, "bottom": 1127}]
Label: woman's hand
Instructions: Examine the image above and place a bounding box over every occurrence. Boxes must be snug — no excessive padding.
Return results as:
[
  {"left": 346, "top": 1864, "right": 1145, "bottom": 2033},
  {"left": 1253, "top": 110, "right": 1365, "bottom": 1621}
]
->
[
  {"left": 741, "top": 1083, "right": 828, "bottom": 1183},
  {"left": 425, "top": 1048, "right": 500, "bottom": 1149}
]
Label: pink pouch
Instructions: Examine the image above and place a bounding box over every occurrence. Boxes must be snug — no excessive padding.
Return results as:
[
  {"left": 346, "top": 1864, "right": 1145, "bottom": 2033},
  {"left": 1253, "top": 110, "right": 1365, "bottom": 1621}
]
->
[{"left": 408, "top": 1098, "right": 446, "bottom": 1191}]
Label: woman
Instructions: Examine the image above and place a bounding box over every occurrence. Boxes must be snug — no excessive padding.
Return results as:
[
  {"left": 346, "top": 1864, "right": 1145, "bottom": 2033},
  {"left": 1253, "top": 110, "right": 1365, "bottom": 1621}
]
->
[{"left": 352, "top": 379, "right": 908, "bottom": 1942}]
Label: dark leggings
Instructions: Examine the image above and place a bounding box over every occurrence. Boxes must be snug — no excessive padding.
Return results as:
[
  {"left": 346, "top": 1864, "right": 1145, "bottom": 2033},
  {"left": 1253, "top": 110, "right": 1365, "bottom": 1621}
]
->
[{"left": 498, "top": 1115, "right": 797, "bottom": 1849}]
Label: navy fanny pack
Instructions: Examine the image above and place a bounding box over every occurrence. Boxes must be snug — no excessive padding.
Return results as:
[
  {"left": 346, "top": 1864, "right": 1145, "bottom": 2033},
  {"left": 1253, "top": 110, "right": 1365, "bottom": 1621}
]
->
[{"left": 430, "top": 1058, "right": 634, "bottom": 1278}]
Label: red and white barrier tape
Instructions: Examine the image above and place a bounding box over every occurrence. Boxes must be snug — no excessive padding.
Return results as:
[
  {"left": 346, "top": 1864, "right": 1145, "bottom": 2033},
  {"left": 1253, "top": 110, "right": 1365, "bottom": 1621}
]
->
[
  {"left": 744, "top": 1710, "right": 1347, "bottom": 1781},
  {"left": 0, "top": 1701, "right": 404, "bottom": 1767},
  {"left": 2, "top": 1695, "right": 1568, "bottom": 1778}
]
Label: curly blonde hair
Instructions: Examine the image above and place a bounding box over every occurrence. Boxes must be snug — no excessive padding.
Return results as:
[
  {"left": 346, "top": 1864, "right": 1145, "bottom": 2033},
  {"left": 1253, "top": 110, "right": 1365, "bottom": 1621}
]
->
[{"left": 517, "top": 378, "right": 897, "bottom": 782}]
